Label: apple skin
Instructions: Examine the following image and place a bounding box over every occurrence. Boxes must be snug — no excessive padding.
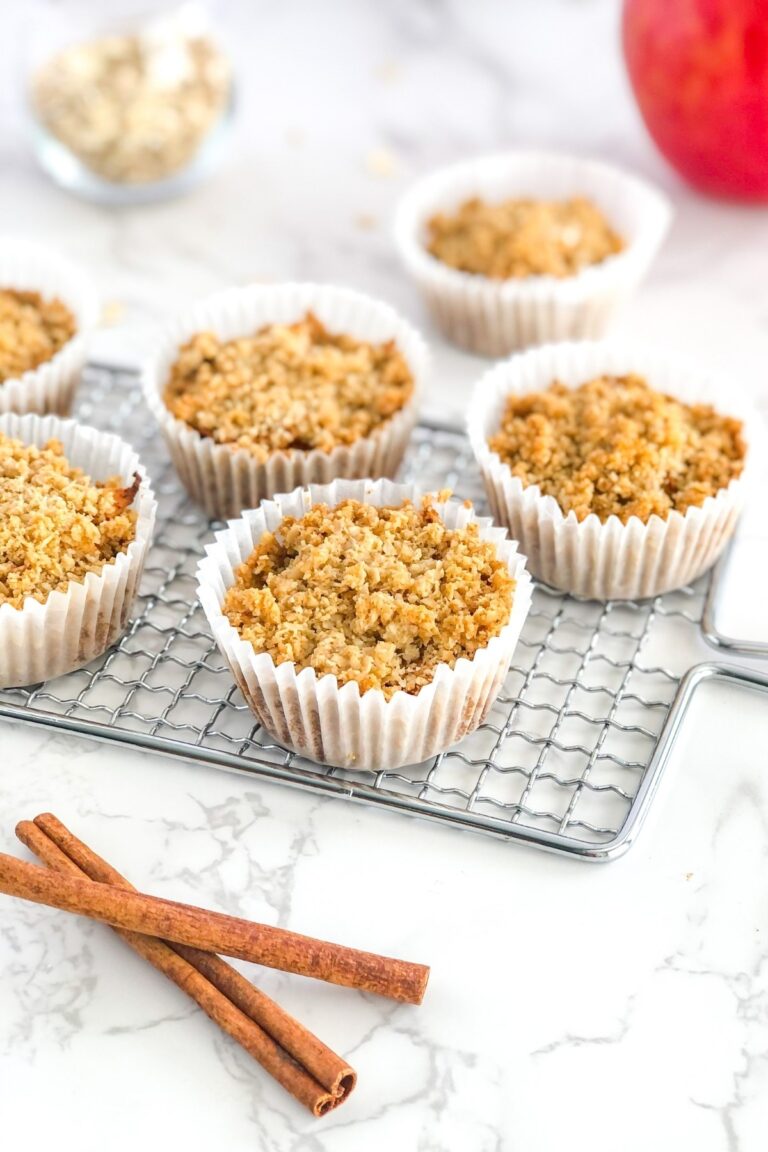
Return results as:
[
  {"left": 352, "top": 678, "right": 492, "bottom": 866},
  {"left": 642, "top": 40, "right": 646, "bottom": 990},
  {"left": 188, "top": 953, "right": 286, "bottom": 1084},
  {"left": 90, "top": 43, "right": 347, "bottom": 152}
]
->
[{"left": 623, "top": 0, "right": 768, "bottom": 200}]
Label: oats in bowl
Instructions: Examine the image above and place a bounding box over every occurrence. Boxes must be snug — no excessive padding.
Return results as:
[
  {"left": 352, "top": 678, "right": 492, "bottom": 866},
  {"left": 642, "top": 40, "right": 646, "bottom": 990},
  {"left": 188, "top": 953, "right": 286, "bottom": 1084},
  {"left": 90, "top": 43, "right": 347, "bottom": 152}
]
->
[
  {"left": 488, "top": 374, "right": 746, "bottom": 524},
  {"left": 426, "top": 196, "right": 624, "bottom": 280},
  {"left": 0, "top": 289, "right": 77, "bottom": 384},
  {"left": 31, "top": 32, "right": 232, "bottom": 187},
  {"left": 0, "top": 433, "right": 139, "bottom": 608},
  {"left": 222, "top": 496, "right": 516, "bottom": 700}
]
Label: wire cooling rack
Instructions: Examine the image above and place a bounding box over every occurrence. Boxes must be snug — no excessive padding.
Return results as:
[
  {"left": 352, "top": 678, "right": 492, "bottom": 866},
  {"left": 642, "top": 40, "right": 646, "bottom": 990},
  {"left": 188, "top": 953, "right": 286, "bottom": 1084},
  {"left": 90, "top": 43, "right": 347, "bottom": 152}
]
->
[{"left": 0, "top": 365, "right": 714, "bottom": 861}]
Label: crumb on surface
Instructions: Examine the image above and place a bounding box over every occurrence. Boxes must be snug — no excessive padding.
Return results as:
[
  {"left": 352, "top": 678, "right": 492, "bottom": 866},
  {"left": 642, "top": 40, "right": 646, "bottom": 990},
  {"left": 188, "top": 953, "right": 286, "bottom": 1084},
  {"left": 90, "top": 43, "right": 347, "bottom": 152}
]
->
[
  {"left": 223, "top": 497, "right": 515, "bottom": 699},
  {"left": 0, "top": 434, "right": 138, "bottom": 608},
  {"left": 164, "top": 312, "right": 414, "bottom": 460},
  {"left": 0, "top": 289, "right": 77, "bottom": 383},
  {"left": 101, "top": 300, "right": 124, "bottom": 326},
  {"left": 426, "top": 196, "right": 624, "bottom": 280},
  {"left": 489, "top": 374, "right": 746, "bottom": 524},
  {"left": 365, "top": 147, "right": 399, "bottom": 178},
  {"left": 374, "top": 61, "right": 402, "bottom": 84}
]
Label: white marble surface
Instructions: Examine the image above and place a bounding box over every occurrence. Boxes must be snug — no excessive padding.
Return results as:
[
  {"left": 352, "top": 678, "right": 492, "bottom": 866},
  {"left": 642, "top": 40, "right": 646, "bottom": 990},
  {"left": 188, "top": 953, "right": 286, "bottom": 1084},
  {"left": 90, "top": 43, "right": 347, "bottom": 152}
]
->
[{"left": 1, "top": 2, "right": 768, "bottom": 1149}]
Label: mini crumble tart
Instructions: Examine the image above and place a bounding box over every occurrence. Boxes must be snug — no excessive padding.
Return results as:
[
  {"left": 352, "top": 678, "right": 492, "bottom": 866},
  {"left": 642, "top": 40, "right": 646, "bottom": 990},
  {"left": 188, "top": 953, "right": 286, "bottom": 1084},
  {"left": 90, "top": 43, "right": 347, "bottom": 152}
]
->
[
  {"left": 488, "top": 374, "right": 746, "bottom": 524},
  {"left": 163, "top": 312, "right": 415, "bottom": 461},
  {"left": 222, "top": 496, "right": 516, "bottom": 700},
  {"left": 0, "top": 289, "right": 77, "bottom": 383},
  {"left": 0, "top": 433, "right": 139, "bottom": 609},
  {"left": 426, "top": 196, "right": 624, "bottom": 280}
]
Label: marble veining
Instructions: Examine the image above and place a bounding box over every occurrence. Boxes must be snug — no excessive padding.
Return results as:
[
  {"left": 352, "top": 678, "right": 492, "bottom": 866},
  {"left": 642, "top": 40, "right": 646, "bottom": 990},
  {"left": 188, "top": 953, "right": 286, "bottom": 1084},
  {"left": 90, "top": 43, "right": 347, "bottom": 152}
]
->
[{"left": 1, "top": 1, "right": 768, "bottom": 1149}]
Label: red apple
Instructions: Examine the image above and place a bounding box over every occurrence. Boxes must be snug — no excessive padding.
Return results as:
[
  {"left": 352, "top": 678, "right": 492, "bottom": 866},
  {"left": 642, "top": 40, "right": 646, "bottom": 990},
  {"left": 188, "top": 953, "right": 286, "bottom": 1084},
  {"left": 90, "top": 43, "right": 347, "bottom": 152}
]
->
[{"left": 623, "top": 0, "right": 768, "bottom": 199}]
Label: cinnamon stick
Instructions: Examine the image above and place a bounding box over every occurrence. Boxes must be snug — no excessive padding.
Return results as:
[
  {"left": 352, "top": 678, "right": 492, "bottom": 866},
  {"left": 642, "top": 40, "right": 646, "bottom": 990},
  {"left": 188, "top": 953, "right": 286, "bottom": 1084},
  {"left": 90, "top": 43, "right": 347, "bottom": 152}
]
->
[
  {"left": 0, "top": 843, "right": 429, "bottom": 1004},
  {"left": 28, "top": 814, "right": 354, "bottom": 1099},
  {"left": 17, "top": 819, "right": 354, "bottom": 1117}
]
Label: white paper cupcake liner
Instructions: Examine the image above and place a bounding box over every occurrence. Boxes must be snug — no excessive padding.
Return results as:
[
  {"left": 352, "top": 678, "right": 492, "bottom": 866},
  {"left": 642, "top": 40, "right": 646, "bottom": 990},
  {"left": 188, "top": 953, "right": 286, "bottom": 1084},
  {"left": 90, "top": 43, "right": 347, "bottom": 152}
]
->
[
  {"left": 468, "top": 341, "right": 764, "bottom": 601},
  {"left": 0, "top": 238, "right": 99, "bottom": 416},
  {"left": 0, "top": 413, "right": 157, "bottom": 687},
  {"left": 142, "top": 283, "right": 429, "bottom": 520},
  {"left": 394, "top": 151, "right": 671, "bottom": 357},
  {"left": 197, "top": 478, "right": 533, "bottom": 771}
]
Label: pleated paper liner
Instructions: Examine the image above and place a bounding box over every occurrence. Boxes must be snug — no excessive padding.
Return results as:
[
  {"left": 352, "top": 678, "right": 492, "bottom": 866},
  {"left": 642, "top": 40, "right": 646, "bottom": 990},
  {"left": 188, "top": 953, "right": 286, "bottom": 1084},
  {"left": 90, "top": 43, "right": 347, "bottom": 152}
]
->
[
  {"left": 0, "top": 238, "right": 99, "bottom": 415},
  {"left": 468, "top": 340, "right": 764, "bottom": 600},
  {"left": 197, "top": 478, "right": 533, "bottom": 771},
  {"left": 394, "top": 151, "right": 671, "bottom": 356},
  {"left": 0, "top": 413, "right": 157, "bottom": 687},
  {"left": 143, "top": 282, "right": 430, "bottom": 520}
]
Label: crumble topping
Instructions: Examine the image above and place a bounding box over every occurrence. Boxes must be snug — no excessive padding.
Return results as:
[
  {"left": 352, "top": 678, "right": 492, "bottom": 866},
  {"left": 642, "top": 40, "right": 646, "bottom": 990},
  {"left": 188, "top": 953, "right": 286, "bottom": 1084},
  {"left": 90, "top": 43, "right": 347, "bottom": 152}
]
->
[
  {"left": 426, "top": 196, "right": 624, "bottom": 279},
  {"left": 489, "top": 374, "right": 746, "bottom": 524},
  {"left": 0, "top": 435, "right": 139, "bottom": 609},
  {"left": 164, "top": 312, "right": 415, "bottom": 460},
  {"left": 0, "top": 289, "right": 77, "bottom": 383},
  {"left": 223, "top": 497, "right": 515, "bottom": 699}
]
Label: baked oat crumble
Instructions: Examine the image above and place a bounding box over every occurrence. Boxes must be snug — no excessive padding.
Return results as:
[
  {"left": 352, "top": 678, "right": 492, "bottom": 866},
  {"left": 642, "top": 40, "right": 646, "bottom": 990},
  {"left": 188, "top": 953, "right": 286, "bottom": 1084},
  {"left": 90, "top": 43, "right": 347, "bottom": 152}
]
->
[
  {"left": 223, "top": 497, "right": 515, "bottom": 699},
  {"left": 0, "top": 435, "right": 138, "bottom": 609},
  {"left": 426, "top": 196, "right": 624, "bottom": 279},
  {"left": 489, "top": 374, "right": 745, "bottom": 524},
  {"left": 0, "top": 289, "right": 77, "bottom": 383},
  {"left": 164, "top": 312, "right": 414, "bottom": 460}
]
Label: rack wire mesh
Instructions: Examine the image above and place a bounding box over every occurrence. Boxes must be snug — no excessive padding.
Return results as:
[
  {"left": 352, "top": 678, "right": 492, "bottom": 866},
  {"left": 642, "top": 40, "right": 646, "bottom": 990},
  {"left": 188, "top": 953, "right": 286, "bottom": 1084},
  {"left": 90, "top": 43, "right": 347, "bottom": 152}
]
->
[{"left": 0, "top": 365, "right": 712, "bottom": 860}]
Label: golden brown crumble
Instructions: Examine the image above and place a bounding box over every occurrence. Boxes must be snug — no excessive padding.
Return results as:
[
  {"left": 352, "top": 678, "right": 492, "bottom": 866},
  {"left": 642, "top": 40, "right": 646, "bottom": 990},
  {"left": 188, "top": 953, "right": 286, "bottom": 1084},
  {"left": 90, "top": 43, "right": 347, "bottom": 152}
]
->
[
  {"left": 426, "top": 196, "right": 624, "bottom": 279},
  {"left": 0, "top": 435, "right": 139, "bottom": 609},
  {"left": 0, "top": 289, "right": 77, "bottom": 383},
  {"left": 164, "top": 312, "right": 414, "bottom": 460},
  {"left": 223, "top": 497, "right": 515, "bottom": 699},
  {"left": 489, "top": 375, "right": 746, "bottom": 524}
]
